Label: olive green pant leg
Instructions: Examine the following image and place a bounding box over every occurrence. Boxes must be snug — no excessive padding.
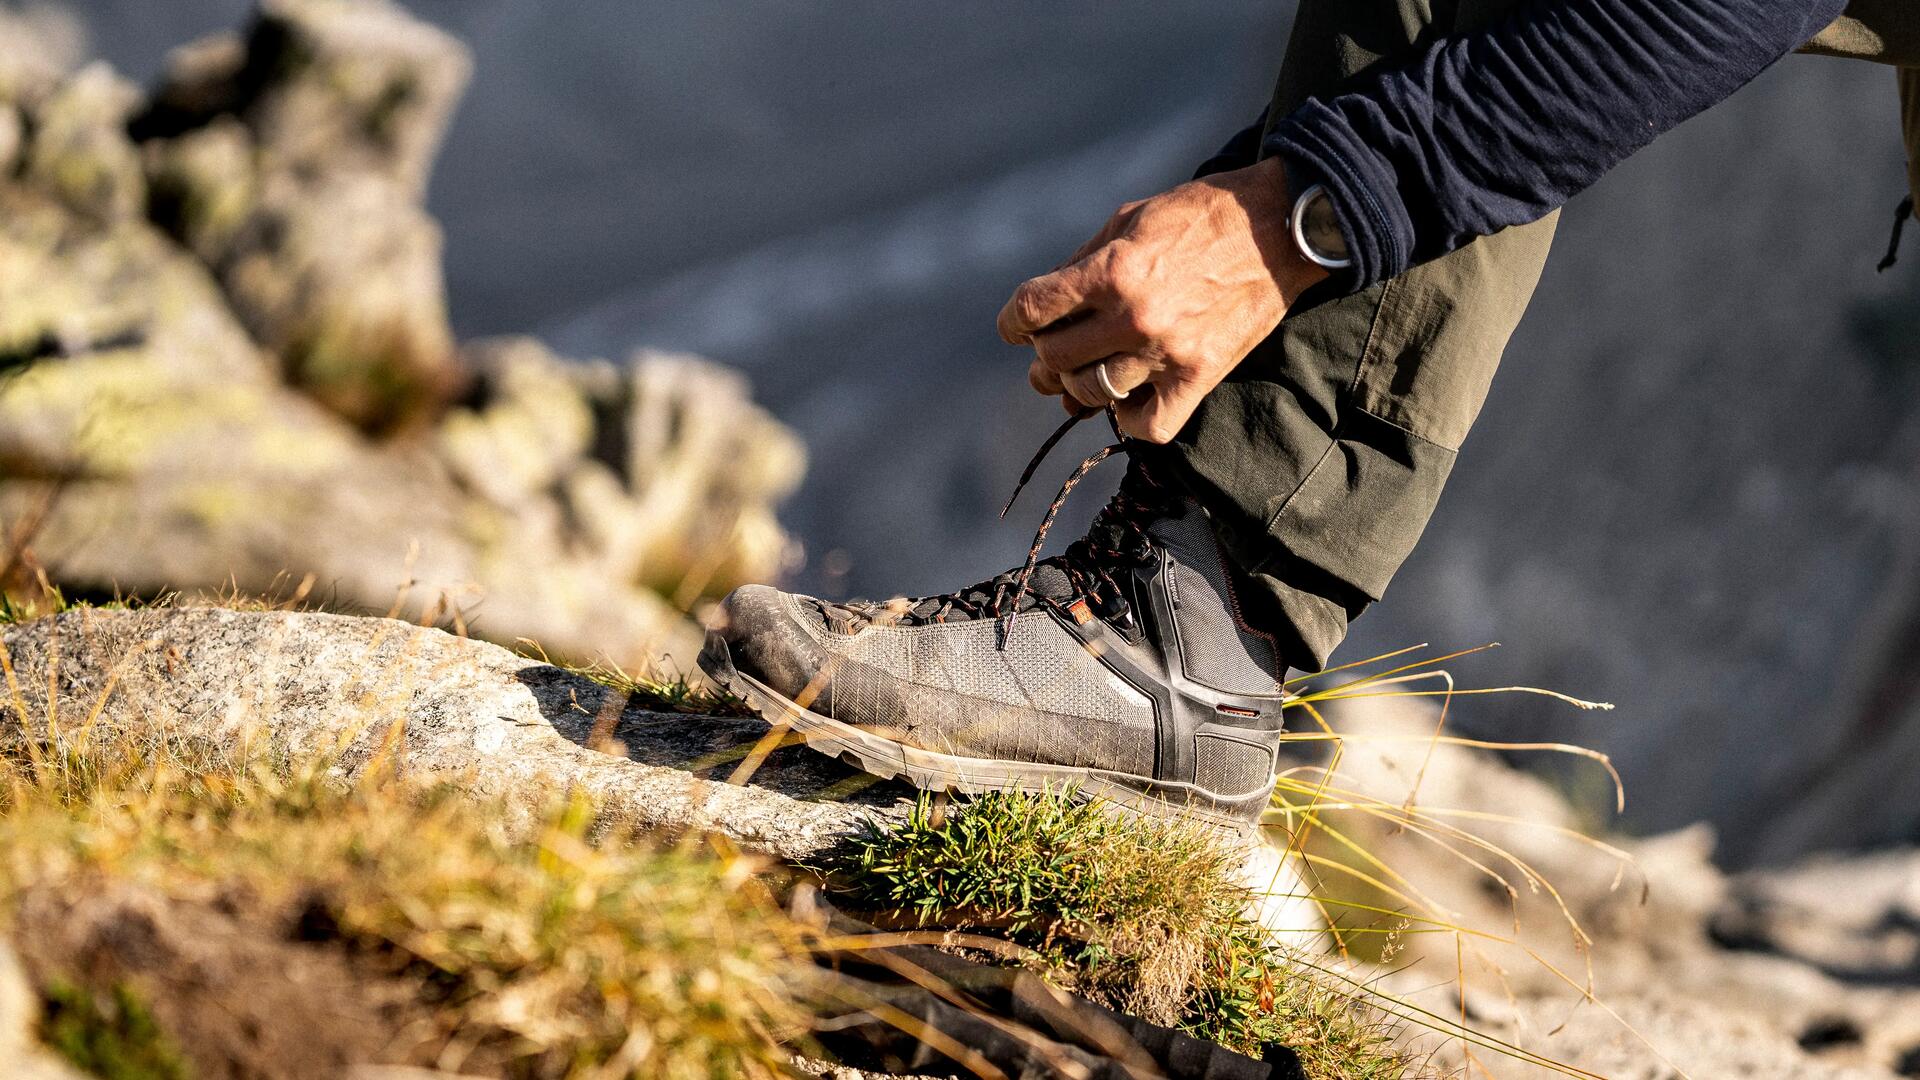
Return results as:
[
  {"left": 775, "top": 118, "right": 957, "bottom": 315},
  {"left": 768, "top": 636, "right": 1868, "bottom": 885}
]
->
[{"left": 1137, "top": 0, "right": 1558, "bottom": 671}]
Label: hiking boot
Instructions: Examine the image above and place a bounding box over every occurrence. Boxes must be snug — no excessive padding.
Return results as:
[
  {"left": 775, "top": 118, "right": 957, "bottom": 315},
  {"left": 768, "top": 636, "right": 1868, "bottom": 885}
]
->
[{"left": 698, "top": 454, "right": 1292, "bottom": 828}]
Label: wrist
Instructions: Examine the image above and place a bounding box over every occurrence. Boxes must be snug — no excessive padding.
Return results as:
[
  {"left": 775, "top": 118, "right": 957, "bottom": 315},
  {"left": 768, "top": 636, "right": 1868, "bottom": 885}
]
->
[{"left": 1218, "top": 157, "right": 1330, "bottom": 298}]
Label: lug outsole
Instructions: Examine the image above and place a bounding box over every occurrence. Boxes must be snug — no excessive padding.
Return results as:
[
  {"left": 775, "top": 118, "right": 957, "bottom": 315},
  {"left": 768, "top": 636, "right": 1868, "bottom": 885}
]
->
[{"left": 698, "top": 632, "right": 1260, "bottom": 834}]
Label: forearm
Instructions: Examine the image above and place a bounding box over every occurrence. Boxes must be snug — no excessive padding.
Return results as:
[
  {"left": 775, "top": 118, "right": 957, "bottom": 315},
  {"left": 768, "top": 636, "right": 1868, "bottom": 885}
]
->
[{"left": 1265, "top": 0, "right": 1850, "bottom": 290}]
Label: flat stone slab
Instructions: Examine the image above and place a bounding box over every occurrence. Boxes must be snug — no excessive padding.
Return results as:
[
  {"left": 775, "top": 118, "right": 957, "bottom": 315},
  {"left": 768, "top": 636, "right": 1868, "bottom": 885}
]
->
[{"left": 0, "top": 607, "right": 914, "bottom": 862}]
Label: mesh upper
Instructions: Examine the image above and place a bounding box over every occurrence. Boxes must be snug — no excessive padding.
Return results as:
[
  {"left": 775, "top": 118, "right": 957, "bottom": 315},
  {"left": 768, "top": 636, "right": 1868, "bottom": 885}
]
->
[{"left": 784, "top": 592, "right": 1150, "bottom": 726}]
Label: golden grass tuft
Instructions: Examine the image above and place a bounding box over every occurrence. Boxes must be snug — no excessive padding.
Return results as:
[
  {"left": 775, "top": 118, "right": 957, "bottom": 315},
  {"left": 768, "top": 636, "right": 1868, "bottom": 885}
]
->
[{"left": 0, "top": 727, "right": 809, "bottom": 1079}]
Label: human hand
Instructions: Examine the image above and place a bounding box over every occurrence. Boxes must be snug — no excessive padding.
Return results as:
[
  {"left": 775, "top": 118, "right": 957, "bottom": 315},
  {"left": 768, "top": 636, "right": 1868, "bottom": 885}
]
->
[{"left": 997, "top": 156, "right": 1326, "bottom": 443}]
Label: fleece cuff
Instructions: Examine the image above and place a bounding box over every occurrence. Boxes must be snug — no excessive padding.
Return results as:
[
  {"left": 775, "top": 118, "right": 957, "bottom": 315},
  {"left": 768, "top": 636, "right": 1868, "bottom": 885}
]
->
[{"left": 1264, "top": 101, "right": 1414, "bottom": 295}]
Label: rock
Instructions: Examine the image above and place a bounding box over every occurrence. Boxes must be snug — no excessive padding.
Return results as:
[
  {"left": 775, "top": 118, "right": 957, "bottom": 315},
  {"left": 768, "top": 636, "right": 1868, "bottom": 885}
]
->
[
  {"left": 142, "top": 117, "right": 257, "bottom": 264},
  {"left": 609, "top": 351, "right": 807, "bottom": 598},
  {"left": 0, "top": 183, "right": 265, "bottom": 388},
  {"left": 223, "top": 167, "right": 462, "bottom": 430},
  {"left": 1307, "top": 695, "right": 1920, "bottom": 1078},
  {"left": 234, "top": 0, "right": 471, "bottom": 198},
  {"left": 0, "top": 104, "right": 20, "bottom": 175},
  {"left": 0, "top": 180, "right": 795, "bottom": 669},
  {"left": 129, "top": 0, "right": 473, "bottom": 431},
  {"left": 20, "top": 62, "right": 145, "bottom": 222},
  {"left": 437, "top": 336, "right": 600, "bottom": 507},
  {"left": 0, "top": 5, "right": 83, "bottom": 107},
  {"left": 1714, "top": 849, "right": 1920, "bottom": 985},
  {"left": 0, "top": 607, "right": 908, "bottom": 862},
  {"left": 0, "top": 1, "right": 803, "bottom": 672}
]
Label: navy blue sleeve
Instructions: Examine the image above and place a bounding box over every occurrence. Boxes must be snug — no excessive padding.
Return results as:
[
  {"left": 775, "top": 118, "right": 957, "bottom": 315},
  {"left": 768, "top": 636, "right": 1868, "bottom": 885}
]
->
[{"left": 1263, "top": 0, "right": 1850, "bottom": 291}]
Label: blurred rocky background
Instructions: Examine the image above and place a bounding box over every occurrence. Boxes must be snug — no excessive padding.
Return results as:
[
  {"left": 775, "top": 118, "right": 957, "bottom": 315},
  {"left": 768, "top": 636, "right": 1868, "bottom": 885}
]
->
[
  {"left": 3, "top": 0, "right": 1917, "bottom": 869},
  {"left": 0, "top": 0, "right": 804, "bottom": 669}
]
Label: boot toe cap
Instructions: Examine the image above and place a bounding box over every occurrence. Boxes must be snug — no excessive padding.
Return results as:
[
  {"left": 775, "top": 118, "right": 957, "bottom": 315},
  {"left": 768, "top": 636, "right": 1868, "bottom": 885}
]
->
[{"left": 709, "top": 585, "right": 827, "bottom": 698}]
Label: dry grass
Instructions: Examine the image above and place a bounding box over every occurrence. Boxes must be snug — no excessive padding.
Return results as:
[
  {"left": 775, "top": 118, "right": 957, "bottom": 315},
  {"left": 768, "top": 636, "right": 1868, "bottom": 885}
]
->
[
  {"left": 0, "top": 727, "right": 810, "bottom": 1079},
  {"left": 1260, "top": 644, "right": 1654, "bottom": 1079}
]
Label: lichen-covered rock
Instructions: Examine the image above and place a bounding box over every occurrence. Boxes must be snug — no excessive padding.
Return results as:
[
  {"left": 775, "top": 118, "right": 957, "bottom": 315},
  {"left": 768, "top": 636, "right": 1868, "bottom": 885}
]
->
[
  {"left": 0, "top": 3, "right": 803, "bottom": 669},
  {"left": 21, "top": 63, "right": 146, "bottom": 222},
  {"left": 612, "top": 351, "right": 807, "bottom": 596},
  {"left": 222, "top": 168, "right": 462, "bottom": 430},
  {"left": 438, "top": 337, "right": 600, "bottom": 507},
  {"left": 0, "top": 5, "right": 83, "bottom": 107},
  {"left": 236, "top": 0, "right": 471, "bottom": 198},
  {"left": 0, "top": 183, "right": 266, "bottom": 393},
  {"left": 131, "top": 0, "right": 472, "bottom": 431},
  {"left": 142, "top": 116, "right": 257, "bottom": 264},
  {"left": 0, "top": 180, "right": 793, "bottom": 669},
  {"left": 0, "top": 104, "right": 21, "bottom": 176}
]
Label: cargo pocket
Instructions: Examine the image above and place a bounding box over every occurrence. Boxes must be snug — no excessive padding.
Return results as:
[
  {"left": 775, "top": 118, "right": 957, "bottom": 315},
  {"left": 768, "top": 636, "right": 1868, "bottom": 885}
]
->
[
  {"left": 1347, "top": 215, "right": 1556, "bottom": 452},
  {"left": 1259, "top": 410, "right": 1457, "bottom": 604}
]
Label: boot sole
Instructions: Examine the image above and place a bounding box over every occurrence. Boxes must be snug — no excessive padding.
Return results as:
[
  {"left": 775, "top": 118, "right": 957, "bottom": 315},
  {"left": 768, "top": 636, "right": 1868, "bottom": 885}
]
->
[{"left": 698, "top": 631, "right": 1260, "bottom": 832}]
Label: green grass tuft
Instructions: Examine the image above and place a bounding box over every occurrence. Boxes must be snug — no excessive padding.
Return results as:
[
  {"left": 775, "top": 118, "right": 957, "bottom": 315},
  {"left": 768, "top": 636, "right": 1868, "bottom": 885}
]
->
[
  {"left": 39, "top": 979, "right": 192, "bottom": 1080},
  {"left": 0, "top": 583, "right": 74, "bottom": 626},
  {"left": 830, "top": 790, "right": 1416, "bottom": 1077},
  {"left": 561, "top": 656, "right": 757, "bottom": 717}
]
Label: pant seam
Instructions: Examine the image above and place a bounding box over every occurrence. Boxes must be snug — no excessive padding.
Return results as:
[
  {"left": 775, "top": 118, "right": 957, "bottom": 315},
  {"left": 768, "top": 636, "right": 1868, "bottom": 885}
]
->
[
  {"left": 1346, "top": 275, "right": 1399, "bottom": 399},
  {"left": 1253, "top": 272, "right": 1396, "bottom": 543},
  {"left": 1260, "top": 429, "right": 1341, "bottom": 540}
]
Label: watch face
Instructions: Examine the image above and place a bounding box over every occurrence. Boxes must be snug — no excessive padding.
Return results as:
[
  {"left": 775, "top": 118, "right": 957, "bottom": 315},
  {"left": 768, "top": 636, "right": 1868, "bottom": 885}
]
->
[{"left": 1301, "top": 190, "right": 1350, "bottom": 264}]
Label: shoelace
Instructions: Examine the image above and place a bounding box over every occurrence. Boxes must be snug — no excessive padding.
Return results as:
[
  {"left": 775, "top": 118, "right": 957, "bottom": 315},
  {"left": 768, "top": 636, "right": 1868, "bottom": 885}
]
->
[
  {"left": 826, "top": 407, "right": 1153, "bottom": 648},
  {"left": 992, "top": 406, "right": 1140, "bottom": 649}
]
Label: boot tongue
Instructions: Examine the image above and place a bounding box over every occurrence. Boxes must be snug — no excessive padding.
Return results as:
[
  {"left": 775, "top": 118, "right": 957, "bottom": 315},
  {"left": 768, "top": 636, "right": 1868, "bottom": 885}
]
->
[{"left": 1022, "top": 562, "right": 1077, "bottom": 605}]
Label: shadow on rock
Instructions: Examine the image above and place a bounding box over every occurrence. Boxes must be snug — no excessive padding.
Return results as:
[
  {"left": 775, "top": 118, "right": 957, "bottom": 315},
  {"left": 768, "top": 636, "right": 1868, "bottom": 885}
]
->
[{"left": 511, "top": 664, "right": 912, "bottom": 809}]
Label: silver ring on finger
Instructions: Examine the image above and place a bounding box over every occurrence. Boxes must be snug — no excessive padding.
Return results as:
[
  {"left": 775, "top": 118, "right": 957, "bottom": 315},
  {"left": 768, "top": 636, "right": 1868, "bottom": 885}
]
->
[{"left": 1095, "top": 361, "right": 1129, "bottom": 403}]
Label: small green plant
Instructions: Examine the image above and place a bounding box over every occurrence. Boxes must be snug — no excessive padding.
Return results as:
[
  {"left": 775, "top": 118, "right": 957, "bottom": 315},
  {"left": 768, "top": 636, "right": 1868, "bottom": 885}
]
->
[
  {"left": 831, "top": 790, "right": 1412, "bottom": 1076},
  {"left": 0, "top": 583, "right": 71, "bottom": 626},
  {"left": 554, "top": 654, "right": 756, "bottom": 717},
  {"left": 39, "top": 980, "right": 192, "bottom": 1080}
]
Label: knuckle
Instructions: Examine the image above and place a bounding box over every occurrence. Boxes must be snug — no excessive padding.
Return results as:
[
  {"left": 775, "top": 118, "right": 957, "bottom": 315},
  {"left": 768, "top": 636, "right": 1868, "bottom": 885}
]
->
[{"left": 1011, "top": 284, "right": 1044, "bottom": 320}]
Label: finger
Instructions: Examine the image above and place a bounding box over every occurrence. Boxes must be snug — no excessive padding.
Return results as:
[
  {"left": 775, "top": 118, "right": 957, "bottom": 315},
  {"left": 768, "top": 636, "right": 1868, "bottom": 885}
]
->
[
  {"left": 1062, "top": 393, "right": 1099, "bottom": 416},
  {"left": 1059, "top": 353, "right": 1154, "bottom": 407},
  {"left": 997, "top": 262, "right": 1098, "bottom": 344},
  {"left": 1029, "top": 356, "right": 1065, "bottom": 397},
  {"left": 1030, "top": 311, "right": 1138, "bottom": 376},
  {"left": 1114, "top": 381, "right": 1200, "bottom": 445}
]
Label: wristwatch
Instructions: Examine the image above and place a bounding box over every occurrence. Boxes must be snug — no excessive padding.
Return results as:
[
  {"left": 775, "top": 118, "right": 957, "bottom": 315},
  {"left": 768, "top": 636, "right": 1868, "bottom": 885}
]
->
[{"left": 1289, "top": 183, "right": 1352, "bottom": 270}]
